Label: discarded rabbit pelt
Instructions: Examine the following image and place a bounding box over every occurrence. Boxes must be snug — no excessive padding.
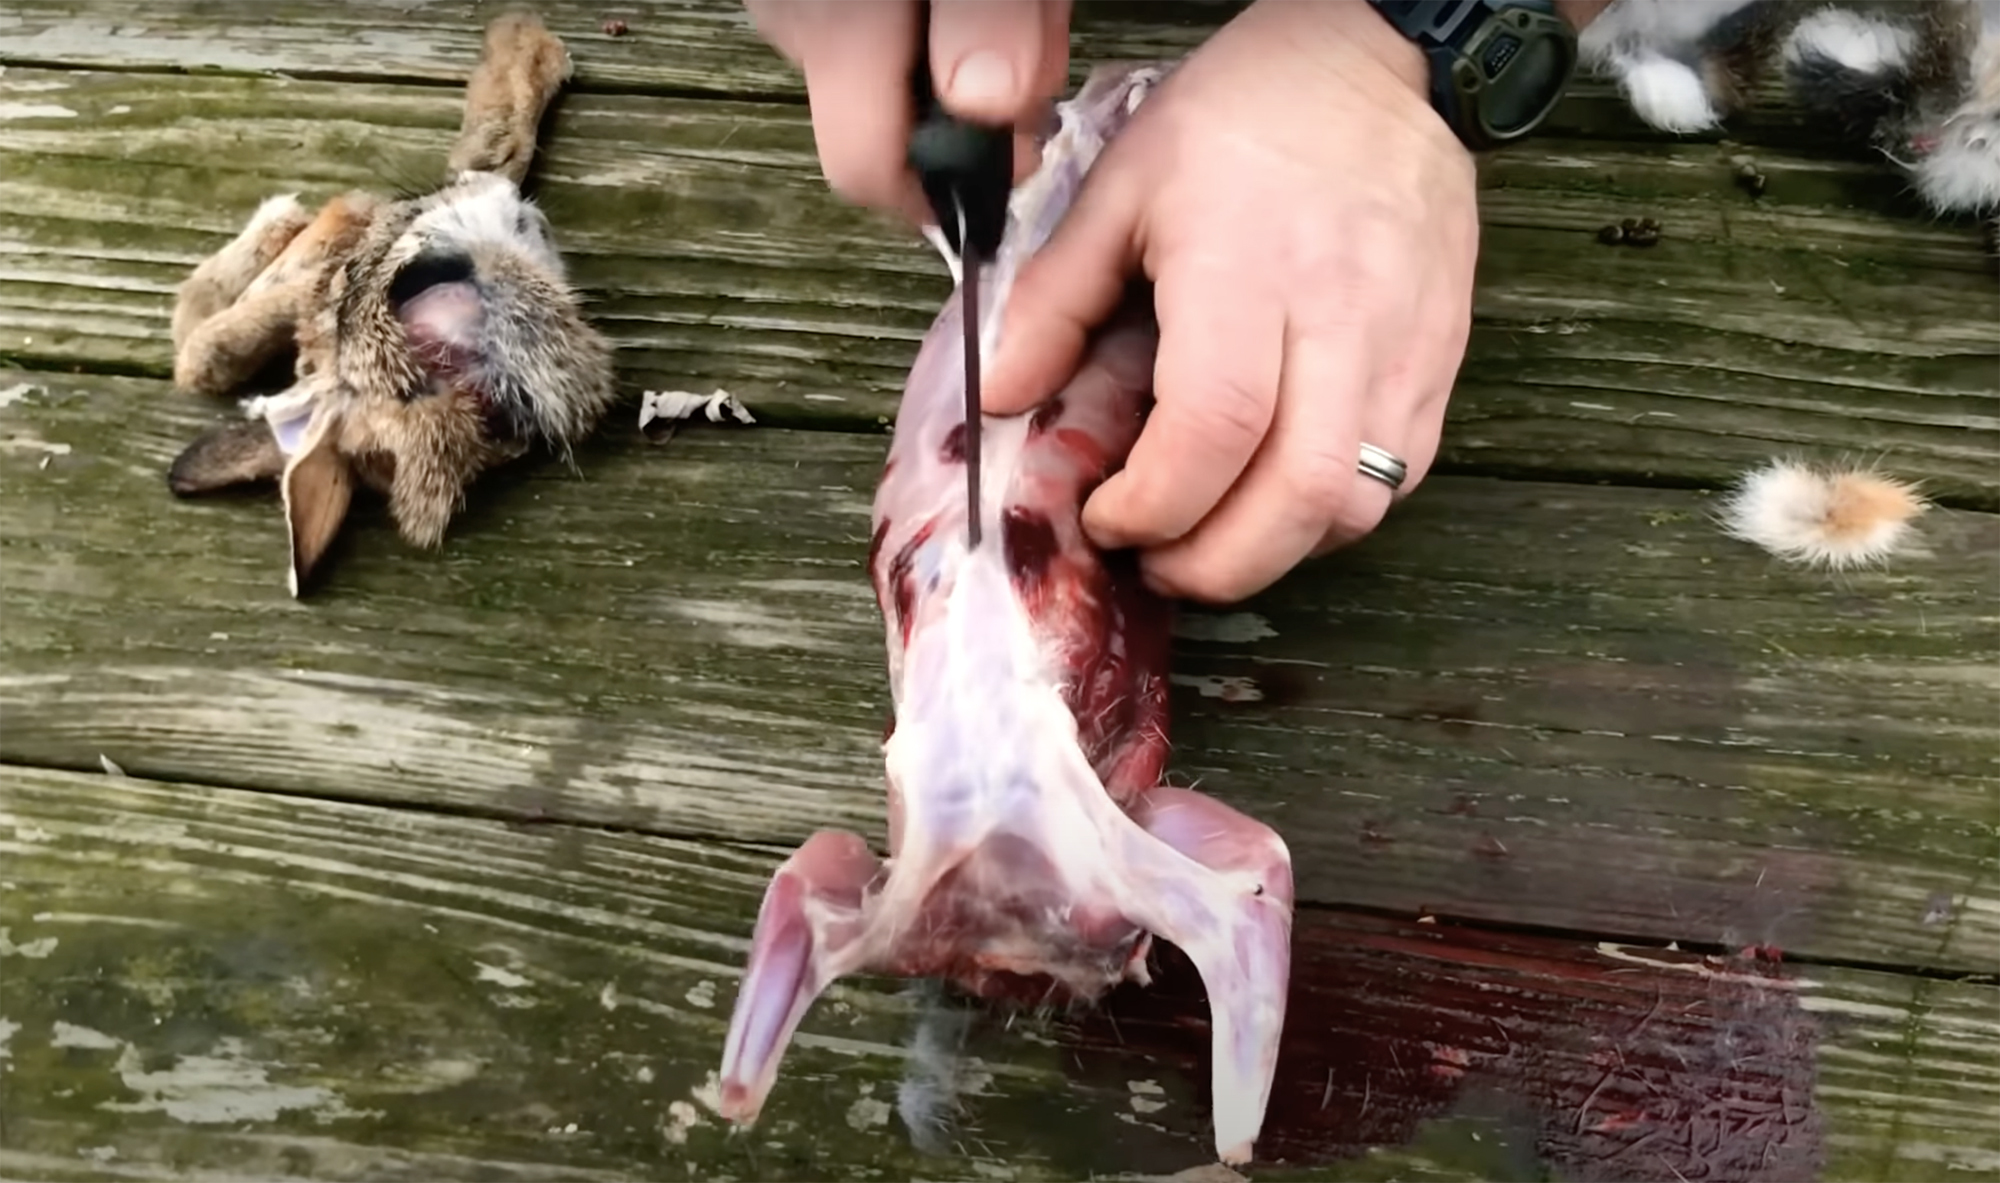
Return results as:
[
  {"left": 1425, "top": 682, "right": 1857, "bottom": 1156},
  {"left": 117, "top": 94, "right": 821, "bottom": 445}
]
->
[{"left": 164, "top": 11, "right": 615, "bottom": 597}]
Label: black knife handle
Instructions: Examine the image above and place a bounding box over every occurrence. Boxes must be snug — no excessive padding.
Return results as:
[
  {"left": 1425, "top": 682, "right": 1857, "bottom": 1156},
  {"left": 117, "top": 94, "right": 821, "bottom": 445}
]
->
[{"left": 907, "top": 6, "right": 1013, "bottom": 260}]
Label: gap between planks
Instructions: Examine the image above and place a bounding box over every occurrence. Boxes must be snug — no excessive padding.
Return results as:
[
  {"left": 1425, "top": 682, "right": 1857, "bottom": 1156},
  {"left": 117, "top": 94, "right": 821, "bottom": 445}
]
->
[
  {"left": 8, "top": 753, "right": 1990, "bottom": 992},
  {"left": 1, "top": 67, "right": 1994, "bottom": 498},
  {"left": 4, "top": 370, "right": 1995, "bottom": 975}
]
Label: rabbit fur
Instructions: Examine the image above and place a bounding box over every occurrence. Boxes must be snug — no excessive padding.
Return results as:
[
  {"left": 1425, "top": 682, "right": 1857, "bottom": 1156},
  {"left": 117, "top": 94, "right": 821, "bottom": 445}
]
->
[
  {"left": 1581, "top": 0, "right": 2000, "bottom": 229},
  {"left": 166, "top": 11, "right": 616, "bottom": 597}
]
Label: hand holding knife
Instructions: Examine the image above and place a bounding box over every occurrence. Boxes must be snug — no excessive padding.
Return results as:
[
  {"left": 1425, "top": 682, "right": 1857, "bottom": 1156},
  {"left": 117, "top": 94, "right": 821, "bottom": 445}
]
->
[{"left": 906, "top": 8, "right": 1014, "bottom": 550}]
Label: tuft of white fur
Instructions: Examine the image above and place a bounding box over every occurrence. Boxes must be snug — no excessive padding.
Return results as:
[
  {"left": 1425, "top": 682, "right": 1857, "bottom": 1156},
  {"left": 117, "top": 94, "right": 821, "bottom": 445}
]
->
[
  {"left": 245, "top": 192, "right": 306, "bottom": 234},
  {"left": 1913, "top": 132, "right": 2000, "bottom": 212},
  {"left": 1614, "top": 50, "right": 1725, "bottom": 132},
  {"left": 1717, "top": 459, "right": 1930, "bottom": 570},
  {"left": 1576, "top": 0, "right": 1763, "bottom": 132},
  {"left": 1783, "top": 7, "right": 1914, "bottom": 73},
  {"left": 893, "top": 983, "right": 973, "bottom": 1156},
  {"left": 1913, "top": 2, "right": 2000, "bottom": 213},
  {"left": 399, "top": 171, "right": 565, "bottom": 277}
]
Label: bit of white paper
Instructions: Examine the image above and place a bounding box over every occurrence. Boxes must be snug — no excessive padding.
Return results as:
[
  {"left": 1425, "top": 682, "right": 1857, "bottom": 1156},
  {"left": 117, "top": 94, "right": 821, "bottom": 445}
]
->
[{"left": 639, "top": 388, "right": 756, "bottom": 429}]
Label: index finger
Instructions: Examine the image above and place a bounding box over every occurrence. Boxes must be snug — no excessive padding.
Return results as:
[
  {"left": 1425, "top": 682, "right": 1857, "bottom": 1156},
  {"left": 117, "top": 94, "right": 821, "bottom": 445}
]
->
[
  {"left": 979, "top": 133, "right": 1141, "bottom": 415},
  {"left": 751, "top": 0, "right": 931, "bottom": 222}
]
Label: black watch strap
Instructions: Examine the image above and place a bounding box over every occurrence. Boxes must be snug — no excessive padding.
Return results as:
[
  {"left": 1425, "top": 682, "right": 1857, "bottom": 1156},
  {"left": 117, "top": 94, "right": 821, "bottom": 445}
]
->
[{"left": 1367, "top": 0, "right": 1578, "bottom": 151}]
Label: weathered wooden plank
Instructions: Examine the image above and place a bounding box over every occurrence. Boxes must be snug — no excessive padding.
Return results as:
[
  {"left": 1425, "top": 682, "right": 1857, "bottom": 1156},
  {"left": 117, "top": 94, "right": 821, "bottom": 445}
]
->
[
  {"left": 4, "top": 767, "right": 1997, "bottom": 1182},
  {"left": 1, "top": 70, "right": 1993, "bottom": 498},
  {"left": 0, "top": 0, "right": 1233, "bottom": 95},
  {"left": 3, "top": 369, "right": 1995, "bottom": 974},
  {"left": 0, "top": 0, "right": 1920, "bottom": 152}
]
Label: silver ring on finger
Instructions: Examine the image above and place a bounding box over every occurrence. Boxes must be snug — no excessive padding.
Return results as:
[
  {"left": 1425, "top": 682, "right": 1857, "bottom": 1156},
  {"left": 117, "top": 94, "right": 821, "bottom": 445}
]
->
[{"left": 1357, "top": 441, "right": 1407, "bottom": 491}]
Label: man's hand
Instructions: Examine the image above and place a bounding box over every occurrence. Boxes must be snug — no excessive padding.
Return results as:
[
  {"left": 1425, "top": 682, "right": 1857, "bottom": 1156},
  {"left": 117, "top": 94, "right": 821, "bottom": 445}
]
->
[
  {"left": 981, "top": 0, "right": 1480, "bottom": 604},
  {"left": 744, "top": 0, "right": 1073, "bottom": 226}
]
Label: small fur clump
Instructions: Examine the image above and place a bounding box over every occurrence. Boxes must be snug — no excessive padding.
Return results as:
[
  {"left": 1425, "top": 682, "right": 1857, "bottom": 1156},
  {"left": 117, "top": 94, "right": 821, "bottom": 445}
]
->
[
  {"left": 1717, "top": 459, "right": 1930, "bottom": 569},
  {"left": 892, "top": 981, "right": 974, "bottom": 1157}
]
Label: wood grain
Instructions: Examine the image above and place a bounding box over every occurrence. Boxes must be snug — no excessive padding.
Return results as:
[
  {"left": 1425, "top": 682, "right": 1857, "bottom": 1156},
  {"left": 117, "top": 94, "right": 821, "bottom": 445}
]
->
[
  {"left": 0, "top": 69, "right": 1993, "bottom": 500},
  {"left": 3, "top": 369, "right": 1994, "bottom": 974},
  {"left": 3, "top": 10, "right": 1995, "bottom": 1174},
  {"left": 4, "top": 767, "right": 1995, "bottom": 1182},
  {"left": 0, "top": 0, "right": 1952, "bottom": 151},
  {"left": 0, "top": 0, "right": 1231, "bottom": 95}
]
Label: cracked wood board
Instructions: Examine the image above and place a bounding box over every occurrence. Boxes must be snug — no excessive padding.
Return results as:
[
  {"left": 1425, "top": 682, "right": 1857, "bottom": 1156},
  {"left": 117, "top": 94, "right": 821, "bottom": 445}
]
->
[
  {"left": 0, "top": 0, "right": 1229, "bottom": 95},
  {"left": 3, "top": 768, "right": 1997, "bottom": 1181},
  {"left": 0, "top": 0, "right": 1929, "bottom": 152},
  {"left": 0, "top": 70, "right": 1992, "bottom": 498},
  {"left": 2, "top": 370, "right": 1995, "bottom": 974}
]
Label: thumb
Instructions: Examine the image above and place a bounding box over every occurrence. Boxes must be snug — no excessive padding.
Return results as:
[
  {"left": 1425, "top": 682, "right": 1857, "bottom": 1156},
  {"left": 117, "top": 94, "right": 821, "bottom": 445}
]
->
[
  {"left": 982, "top": 163, "right": 1138, "bottom": 415},
  {"left": 931, "top": 0, "right": 1071, "bottom": 123}
]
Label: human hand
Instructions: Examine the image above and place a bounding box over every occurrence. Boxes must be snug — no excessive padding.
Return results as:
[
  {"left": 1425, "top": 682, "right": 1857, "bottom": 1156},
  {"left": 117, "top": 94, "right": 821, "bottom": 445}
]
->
[
  {"left": 743, "top": 0, "right": 1073, "bottom": 226},
  {"left": 981, "top": 0, "right": 1481, "bottom": 604}
]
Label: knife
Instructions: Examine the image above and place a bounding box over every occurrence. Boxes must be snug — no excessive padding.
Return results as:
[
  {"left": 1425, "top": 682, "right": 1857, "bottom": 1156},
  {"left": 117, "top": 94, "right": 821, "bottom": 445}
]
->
[{"left": 907, "top": 10, "right": 1013, "bottom": 550}]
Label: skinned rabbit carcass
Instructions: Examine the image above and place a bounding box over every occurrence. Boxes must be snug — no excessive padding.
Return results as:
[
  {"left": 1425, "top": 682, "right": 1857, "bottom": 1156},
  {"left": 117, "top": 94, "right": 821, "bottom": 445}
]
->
[
  {"left": 164, "top": 12, "right": 615, "bottom": 596},
  {"left": 715, "top": 63, "right": 1296, "bottom": 1166}
]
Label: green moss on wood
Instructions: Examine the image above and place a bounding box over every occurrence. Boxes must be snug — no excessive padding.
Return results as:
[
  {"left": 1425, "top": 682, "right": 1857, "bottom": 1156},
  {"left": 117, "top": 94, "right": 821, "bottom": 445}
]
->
[
  {"left": 2, "top": 370, "right": 1995, "bottom": 973},
  {"left": 1, "top": 67, "right": 1992, "bottom": 494},
  {"left": 3, "top": 768, "right": 1996, "bottom": 1180}
]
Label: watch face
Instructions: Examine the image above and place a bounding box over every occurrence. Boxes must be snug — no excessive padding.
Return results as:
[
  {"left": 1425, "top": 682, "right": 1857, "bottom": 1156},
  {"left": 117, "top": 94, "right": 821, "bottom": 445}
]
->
[
  {"left": 1459, "top": 9, "right": 1576, "bottom": 144},
  {"left": 1484, "top": 33, "right": 1565, "bottom": 134}
]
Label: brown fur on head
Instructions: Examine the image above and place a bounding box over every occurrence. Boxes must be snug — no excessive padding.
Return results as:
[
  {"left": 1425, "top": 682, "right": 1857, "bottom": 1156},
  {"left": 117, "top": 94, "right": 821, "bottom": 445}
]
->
[{"left": 166, "top": 11, "right": 615, "bottom": 597}]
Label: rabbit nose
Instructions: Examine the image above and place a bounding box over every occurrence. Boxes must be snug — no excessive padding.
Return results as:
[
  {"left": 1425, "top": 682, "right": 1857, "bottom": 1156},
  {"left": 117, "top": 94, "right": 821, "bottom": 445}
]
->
[{"left": 394, "top": 246, "right": 485, "bottom": 366}]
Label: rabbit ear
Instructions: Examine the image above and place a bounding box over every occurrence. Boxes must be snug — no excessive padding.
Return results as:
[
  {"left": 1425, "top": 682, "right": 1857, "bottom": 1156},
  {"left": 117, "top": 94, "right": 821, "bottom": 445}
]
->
[
  {"left": 446, "top": 12, "right": 574, "bottom": 185},
  {"left": 280, "top": 412, "right": 355, "bottom": 599},
  {"left": 386, "top": 444, "right": 474, "bottom": 551},
  {"left": 167, "top": 419, "right": 288, "bottom": 495}
]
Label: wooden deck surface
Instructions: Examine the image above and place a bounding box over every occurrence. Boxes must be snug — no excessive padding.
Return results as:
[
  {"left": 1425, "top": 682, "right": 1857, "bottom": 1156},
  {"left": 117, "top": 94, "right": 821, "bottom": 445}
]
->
[{"left": 1, "top": 2, "right": 1996, "bottom": 1180}]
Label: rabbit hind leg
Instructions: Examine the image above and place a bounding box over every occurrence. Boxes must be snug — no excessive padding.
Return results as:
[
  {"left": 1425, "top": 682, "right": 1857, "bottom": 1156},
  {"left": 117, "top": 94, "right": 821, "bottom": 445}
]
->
[
  {"left": 448, "top": 12, "right": 574, "bottom": 185},
  {"left": 170, "top": 194, "right": 314, "bottom": 354},
  {"left": 173, "top": 192, "right": 384, "bottom": 398}
]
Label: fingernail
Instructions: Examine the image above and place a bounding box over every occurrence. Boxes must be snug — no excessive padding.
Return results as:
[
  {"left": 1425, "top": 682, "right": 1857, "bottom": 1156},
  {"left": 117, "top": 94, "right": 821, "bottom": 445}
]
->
[{"left": 949, "top": 50, "right": 1018, "bottom": 111}]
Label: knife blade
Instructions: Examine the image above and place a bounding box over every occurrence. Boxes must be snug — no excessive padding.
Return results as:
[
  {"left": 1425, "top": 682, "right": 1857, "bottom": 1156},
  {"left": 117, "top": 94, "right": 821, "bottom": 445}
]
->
[{"left": 907, "top": 11, "right": 1013, "bottom": 550}]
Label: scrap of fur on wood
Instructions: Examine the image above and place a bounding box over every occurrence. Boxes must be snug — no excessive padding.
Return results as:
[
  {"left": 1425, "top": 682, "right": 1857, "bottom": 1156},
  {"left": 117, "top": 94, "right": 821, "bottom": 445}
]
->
[
  {"left": 165, "top": 11, "right": 616, "bottom": 597},
  {"left": 1717, "top": 458, "right": 1931, "bottom": 569}
]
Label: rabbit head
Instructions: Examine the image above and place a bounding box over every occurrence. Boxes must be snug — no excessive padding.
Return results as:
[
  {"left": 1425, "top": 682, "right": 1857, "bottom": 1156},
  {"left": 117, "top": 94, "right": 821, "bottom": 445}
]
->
[{"left": 165, "top": 11, "right": 615, "bottom": 597}]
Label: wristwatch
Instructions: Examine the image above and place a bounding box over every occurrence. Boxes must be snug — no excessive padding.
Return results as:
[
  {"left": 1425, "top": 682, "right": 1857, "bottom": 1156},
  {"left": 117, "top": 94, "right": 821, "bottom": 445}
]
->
[{"left": 1365, "top": 0, "right": 1580, "bottom": 150}]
